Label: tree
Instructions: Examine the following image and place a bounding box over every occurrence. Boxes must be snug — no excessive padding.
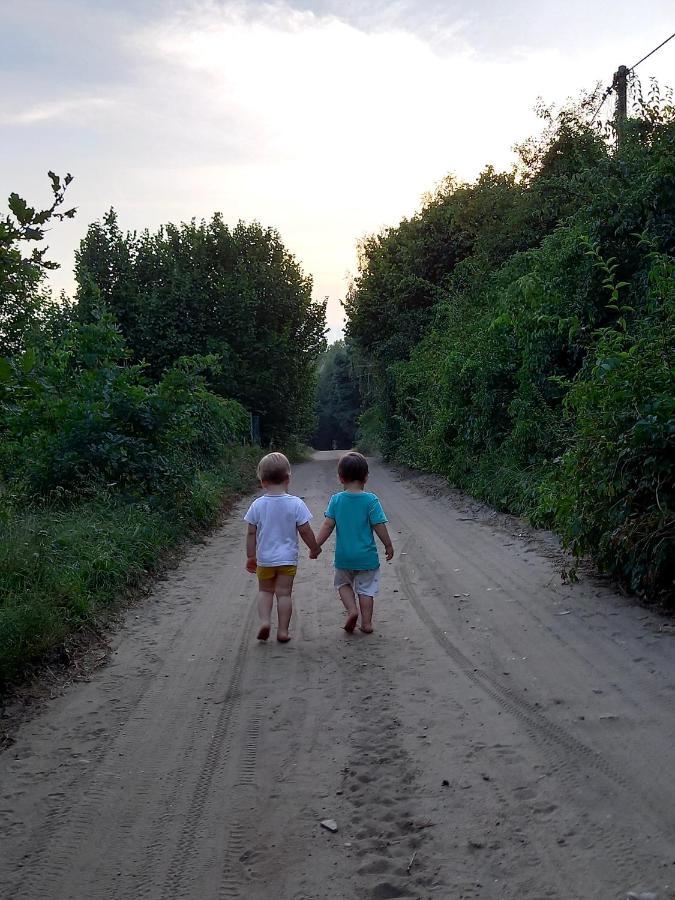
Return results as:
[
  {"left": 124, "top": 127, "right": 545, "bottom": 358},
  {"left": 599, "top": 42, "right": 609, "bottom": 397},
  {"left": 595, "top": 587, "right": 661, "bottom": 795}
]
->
[
  {"left": 312, "top": 342, "right": 361, "bottom": 449},
  {"left": 75, "top": 214, "right": 327, "bottom": 442},
  {"left": 0, "top": 172, "right": 75, "bottom": 357}
]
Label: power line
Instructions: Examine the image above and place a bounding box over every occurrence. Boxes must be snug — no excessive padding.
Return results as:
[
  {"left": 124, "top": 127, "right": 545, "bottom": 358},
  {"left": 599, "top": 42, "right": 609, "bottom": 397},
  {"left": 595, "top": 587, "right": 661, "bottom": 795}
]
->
[
  {"left": 628, "top": 29, "right": 675, "bottom": 73},
  {"left": 590, "top": 83, "right": 614, "bottom": 125},
  {"left": 589, "top": 28, "right": 675, "bottom": 126}
]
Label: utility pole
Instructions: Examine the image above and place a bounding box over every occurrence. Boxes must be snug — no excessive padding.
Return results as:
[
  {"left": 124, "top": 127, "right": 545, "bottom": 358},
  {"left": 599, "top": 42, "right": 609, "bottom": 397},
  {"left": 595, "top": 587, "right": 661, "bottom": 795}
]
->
[{"left": 613, "top": 64, "right": 629, "bottom": 146}]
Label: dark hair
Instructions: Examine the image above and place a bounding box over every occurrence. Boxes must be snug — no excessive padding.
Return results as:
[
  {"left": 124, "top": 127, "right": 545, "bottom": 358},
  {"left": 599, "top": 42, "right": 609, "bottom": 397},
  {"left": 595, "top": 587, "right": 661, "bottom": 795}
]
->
[{"left": 338, "top": 451, "right": 369, "bottom": 483}]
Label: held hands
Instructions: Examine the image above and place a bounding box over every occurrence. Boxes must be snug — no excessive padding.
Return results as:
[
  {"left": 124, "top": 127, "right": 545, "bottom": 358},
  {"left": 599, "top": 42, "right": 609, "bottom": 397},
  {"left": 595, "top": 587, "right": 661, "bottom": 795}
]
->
[
  {"left": 309, "top": 546, "right": 322, "bottom": 560},
  {"left": 246, "top": 557, "right": 257, "bottom": 574}
]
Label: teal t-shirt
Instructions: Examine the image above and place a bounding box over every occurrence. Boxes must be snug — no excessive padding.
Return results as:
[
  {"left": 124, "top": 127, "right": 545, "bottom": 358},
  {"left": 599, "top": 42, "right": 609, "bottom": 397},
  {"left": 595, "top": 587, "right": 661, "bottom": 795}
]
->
[{"left": 325, "top": 490, "right": 388, "bottom": 571}]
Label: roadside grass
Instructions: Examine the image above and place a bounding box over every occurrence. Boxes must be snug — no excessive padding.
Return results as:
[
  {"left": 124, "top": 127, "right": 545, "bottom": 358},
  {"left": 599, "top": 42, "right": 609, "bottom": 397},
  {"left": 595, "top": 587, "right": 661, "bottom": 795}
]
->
[
  {"left": 284, "top": 440, "right": 315, "bottom": 463},
  {"left": 0, "top": 446, "right": 259, "bottom": 689}
]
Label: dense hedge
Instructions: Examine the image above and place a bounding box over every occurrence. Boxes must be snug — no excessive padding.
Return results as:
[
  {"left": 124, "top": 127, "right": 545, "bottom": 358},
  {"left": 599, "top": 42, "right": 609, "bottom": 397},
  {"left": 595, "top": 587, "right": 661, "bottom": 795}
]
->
[
  {"left": 0, "top": 176, "right": 315, "bottom": 684},
  {"left": 0, "top": 312, "right": 249, "bottom": 497},
  {"left": 346, "top": 90, "right": 674, "bottom": 603},
  {"left": 0, "top": 306, "right": 256, "bottom": 685}
]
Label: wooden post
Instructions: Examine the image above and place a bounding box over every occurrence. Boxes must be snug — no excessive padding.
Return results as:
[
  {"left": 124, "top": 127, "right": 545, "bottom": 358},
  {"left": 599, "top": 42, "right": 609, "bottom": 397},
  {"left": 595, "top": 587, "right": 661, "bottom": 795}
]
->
[{"left": 613, "top": 64, "right": 629, "bottom": 146}]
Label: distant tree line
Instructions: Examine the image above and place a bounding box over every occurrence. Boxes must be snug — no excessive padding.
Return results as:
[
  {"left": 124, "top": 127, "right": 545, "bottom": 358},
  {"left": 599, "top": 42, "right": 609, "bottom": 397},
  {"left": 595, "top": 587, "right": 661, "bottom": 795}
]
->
[{"left": 311, "top": 341, "right": 360, "bottom": 449}]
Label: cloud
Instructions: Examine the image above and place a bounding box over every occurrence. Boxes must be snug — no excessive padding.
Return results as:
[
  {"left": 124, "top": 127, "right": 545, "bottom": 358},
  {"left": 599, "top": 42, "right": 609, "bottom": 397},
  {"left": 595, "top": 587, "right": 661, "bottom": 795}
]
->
[
  {"left": 4, "top": 0, "right": 674, "bottom": 340},
  {"left": 131, "top": 2, "right": 569, "bottom": 226},
  {"left": 1, "top": 97, "right": 116, "bottom": 127}
]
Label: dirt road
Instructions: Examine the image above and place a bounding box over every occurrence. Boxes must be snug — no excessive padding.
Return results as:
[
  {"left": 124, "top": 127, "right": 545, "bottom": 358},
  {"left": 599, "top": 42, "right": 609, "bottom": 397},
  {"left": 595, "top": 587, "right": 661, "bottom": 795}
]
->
[{"left": 1, "top": 452, "right": 674, "bottom": 900}]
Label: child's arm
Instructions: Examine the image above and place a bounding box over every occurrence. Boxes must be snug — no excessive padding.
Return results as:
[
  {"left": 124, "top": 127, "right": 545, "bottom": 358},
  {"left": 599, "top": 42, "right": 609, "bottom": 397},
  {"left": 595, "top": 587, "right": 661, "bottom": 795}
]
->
[
  {"left": 298, "top": 522, "right": 321, "bottom": 558},
  {"left": 316, "top": 517, "right": 335, "bottom": 548},
  {"left": 373, "top": 523, "right": 394, "bottom": 561},
  {"left": 246, "top": 524, "right": 257, "bottom": 572}
]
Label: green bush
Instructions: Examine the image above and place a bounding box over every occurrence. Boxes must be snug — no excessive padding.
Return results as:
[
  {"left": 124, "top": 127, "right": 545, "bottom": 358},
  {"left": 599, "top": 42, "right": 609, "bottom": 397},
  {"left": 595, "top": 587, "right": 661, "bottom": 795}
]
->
[
  {"left": 0, "top": 291, "right": 258, "bottom": 686},
  {"left": 538, "top": 250, "right": 674, "bottom": 596},
  {"left": 0, "top": 310, "right": 249, "bottom": 497}
]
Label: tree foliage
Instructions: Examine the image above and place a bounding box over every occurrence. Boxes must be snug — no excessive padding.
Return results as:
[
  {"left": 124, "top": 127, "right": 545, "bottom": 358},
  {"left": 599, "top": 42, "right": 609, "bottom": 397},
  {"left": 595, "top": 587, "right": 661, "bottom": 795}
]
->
[
  {"left": 1, "top": 179, "right": 256, "bottom": 504},
  {"left": 346, "top": 87, "right": 675, "bottom": 602},
  {"left": 75, "top": 212, "right": 326, "bottom": 443},
  {"left": 312, "top": 341, "right": 361, "bottom": 449},
  {"left": 0, "top": 172, "right": 75, "bottom": 357},
  {"left": 0, "top": 313, "right": 249, "bottom": 499}
]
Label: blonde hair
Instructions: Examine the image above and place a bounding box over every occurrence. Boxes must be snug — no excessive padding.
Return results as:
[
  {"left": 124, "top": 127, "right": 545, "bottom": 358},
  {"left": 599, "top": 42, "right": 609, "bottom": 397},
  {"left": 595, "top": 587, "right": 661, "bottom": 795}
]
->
[{"left": 257, "top": 452, "right": 291, "bottom": 484}]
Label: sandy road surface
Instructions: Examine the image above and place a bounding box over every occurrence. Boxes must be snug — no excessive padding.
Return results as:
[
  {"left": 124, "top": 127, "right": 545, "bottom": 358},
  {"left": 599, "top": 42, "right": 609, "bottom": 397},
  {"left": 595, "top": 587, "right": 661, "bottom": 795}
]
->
[{"left": 1, "top": 452, "right": 674, "bottom": 900}]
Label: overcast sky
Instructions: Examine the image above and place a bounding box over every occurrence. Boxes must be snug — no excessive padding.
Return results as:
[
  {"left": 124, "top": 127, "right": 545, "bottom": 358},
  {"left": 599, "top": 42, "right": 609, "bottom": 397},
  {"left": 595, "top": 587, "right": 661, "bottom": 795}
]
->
[{"left": 2, "top": 1, "right": 673, "bottom": 337}]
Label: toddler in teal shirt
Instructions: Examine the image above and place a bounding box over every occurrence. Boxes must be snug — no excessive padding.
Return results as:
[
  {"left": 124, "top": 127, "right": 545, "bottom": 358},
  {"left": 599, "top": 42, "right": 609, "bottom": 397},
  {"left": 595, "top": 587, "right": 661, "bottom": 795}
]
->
[{"left": 315, "top": 452, "right": 394, "bottom": 633}]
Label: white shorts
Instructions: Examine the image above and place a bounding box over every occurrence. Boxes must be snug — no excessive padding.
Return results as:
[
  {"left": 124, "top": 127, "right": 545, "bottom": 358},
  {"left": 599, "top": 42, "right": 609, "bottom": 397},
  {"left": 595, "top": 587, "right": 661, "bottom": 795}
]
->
[{"left": 334, "top": 568, "right": 380, "bottom": 598}]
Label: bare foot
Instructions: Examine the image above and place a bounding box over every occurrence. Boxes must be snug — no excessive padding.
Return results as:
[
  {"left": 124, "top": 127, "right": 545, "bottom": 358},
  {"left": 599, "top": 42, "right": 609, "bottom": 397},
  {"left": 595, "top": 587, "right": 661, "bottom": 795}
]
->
[
  {"left": 344, "top": 611, "right": 358, "bottom": 633},
  {"left": 257, "top": 625, "right": 270, "bottom": 641},
  {"left": 359, "top": 624, "right": 374, "bottom": 634},
  {"left": 277, "top": 633, "right": 291, "bottom": 643}
]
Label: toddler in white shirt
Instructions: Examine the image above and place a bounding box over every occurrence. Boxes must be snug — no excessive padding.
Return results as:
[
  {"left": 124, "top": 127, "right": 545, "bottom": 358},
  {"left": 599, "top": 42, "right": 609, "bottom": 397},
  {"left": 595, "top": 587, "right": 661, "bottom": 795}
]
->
[{"left": 244, "top": 452, "right": 320, "bottom": 642}]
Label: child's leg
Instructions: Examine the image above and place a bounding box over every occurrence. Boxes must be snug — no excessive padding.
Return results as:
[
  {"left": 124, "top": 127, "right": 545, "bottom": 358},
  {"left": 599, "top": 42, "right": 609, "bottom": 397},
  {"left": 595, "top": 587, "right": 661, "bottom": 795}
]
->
[
  {"left": 338, "top": 585, "right": 359, "bottom": 633},
  {"left": 358, "top": 594, "right": 374, "bottom": 633},
  {"left": 256, "top": 577, "right": 276, "bottom": 640},
  {"left": 274, "top": 573, "right": 295, "bottom": 642}
]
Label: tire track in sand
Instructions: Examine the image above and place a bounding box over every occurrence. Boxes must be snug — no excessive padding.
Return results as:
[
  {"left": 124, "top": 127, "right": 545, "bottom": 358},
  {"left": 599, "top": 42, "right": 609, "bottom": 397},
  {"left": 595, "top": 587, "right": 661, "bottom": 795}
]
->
[
  {"left": 159, "top": 601, "right": 258, "bottom": 900},
  {"left": 397, "top": 536, "right": 661, "bottom": 892}
]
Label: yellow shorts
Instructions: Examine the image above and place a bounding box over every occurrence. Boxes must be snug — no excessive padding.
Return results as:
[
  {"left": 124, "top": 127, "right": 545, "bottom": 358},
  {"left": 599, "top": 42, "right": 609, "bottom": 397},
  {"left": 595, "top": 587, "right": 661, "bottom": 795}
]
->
[{"left": 256, "top": 564, "right": 297, "bottom": 581}]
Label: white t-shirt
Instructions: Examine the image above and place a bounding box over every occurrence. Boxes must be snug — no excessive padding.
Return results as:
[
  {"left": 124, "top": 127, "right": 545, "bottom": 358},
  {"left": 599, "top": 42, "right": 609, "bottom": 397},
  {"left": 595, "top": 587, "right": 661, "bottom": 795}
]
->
[{"left": 244, "top": 493, "right": 312, "bottom": 566}]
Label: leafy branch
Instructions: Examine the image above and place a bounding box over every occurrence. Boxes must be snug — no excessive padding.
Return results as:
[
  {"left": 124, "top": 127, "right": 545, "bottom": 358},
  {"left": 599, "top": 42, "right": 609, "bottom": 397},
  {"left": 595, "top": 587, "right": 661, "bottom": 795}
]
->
[
  {"left": 1, "top": 172, "right": 76, "bottom": 272},
  {"left": 580, "top": 236, "right": 633, "bottom": 330}
]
